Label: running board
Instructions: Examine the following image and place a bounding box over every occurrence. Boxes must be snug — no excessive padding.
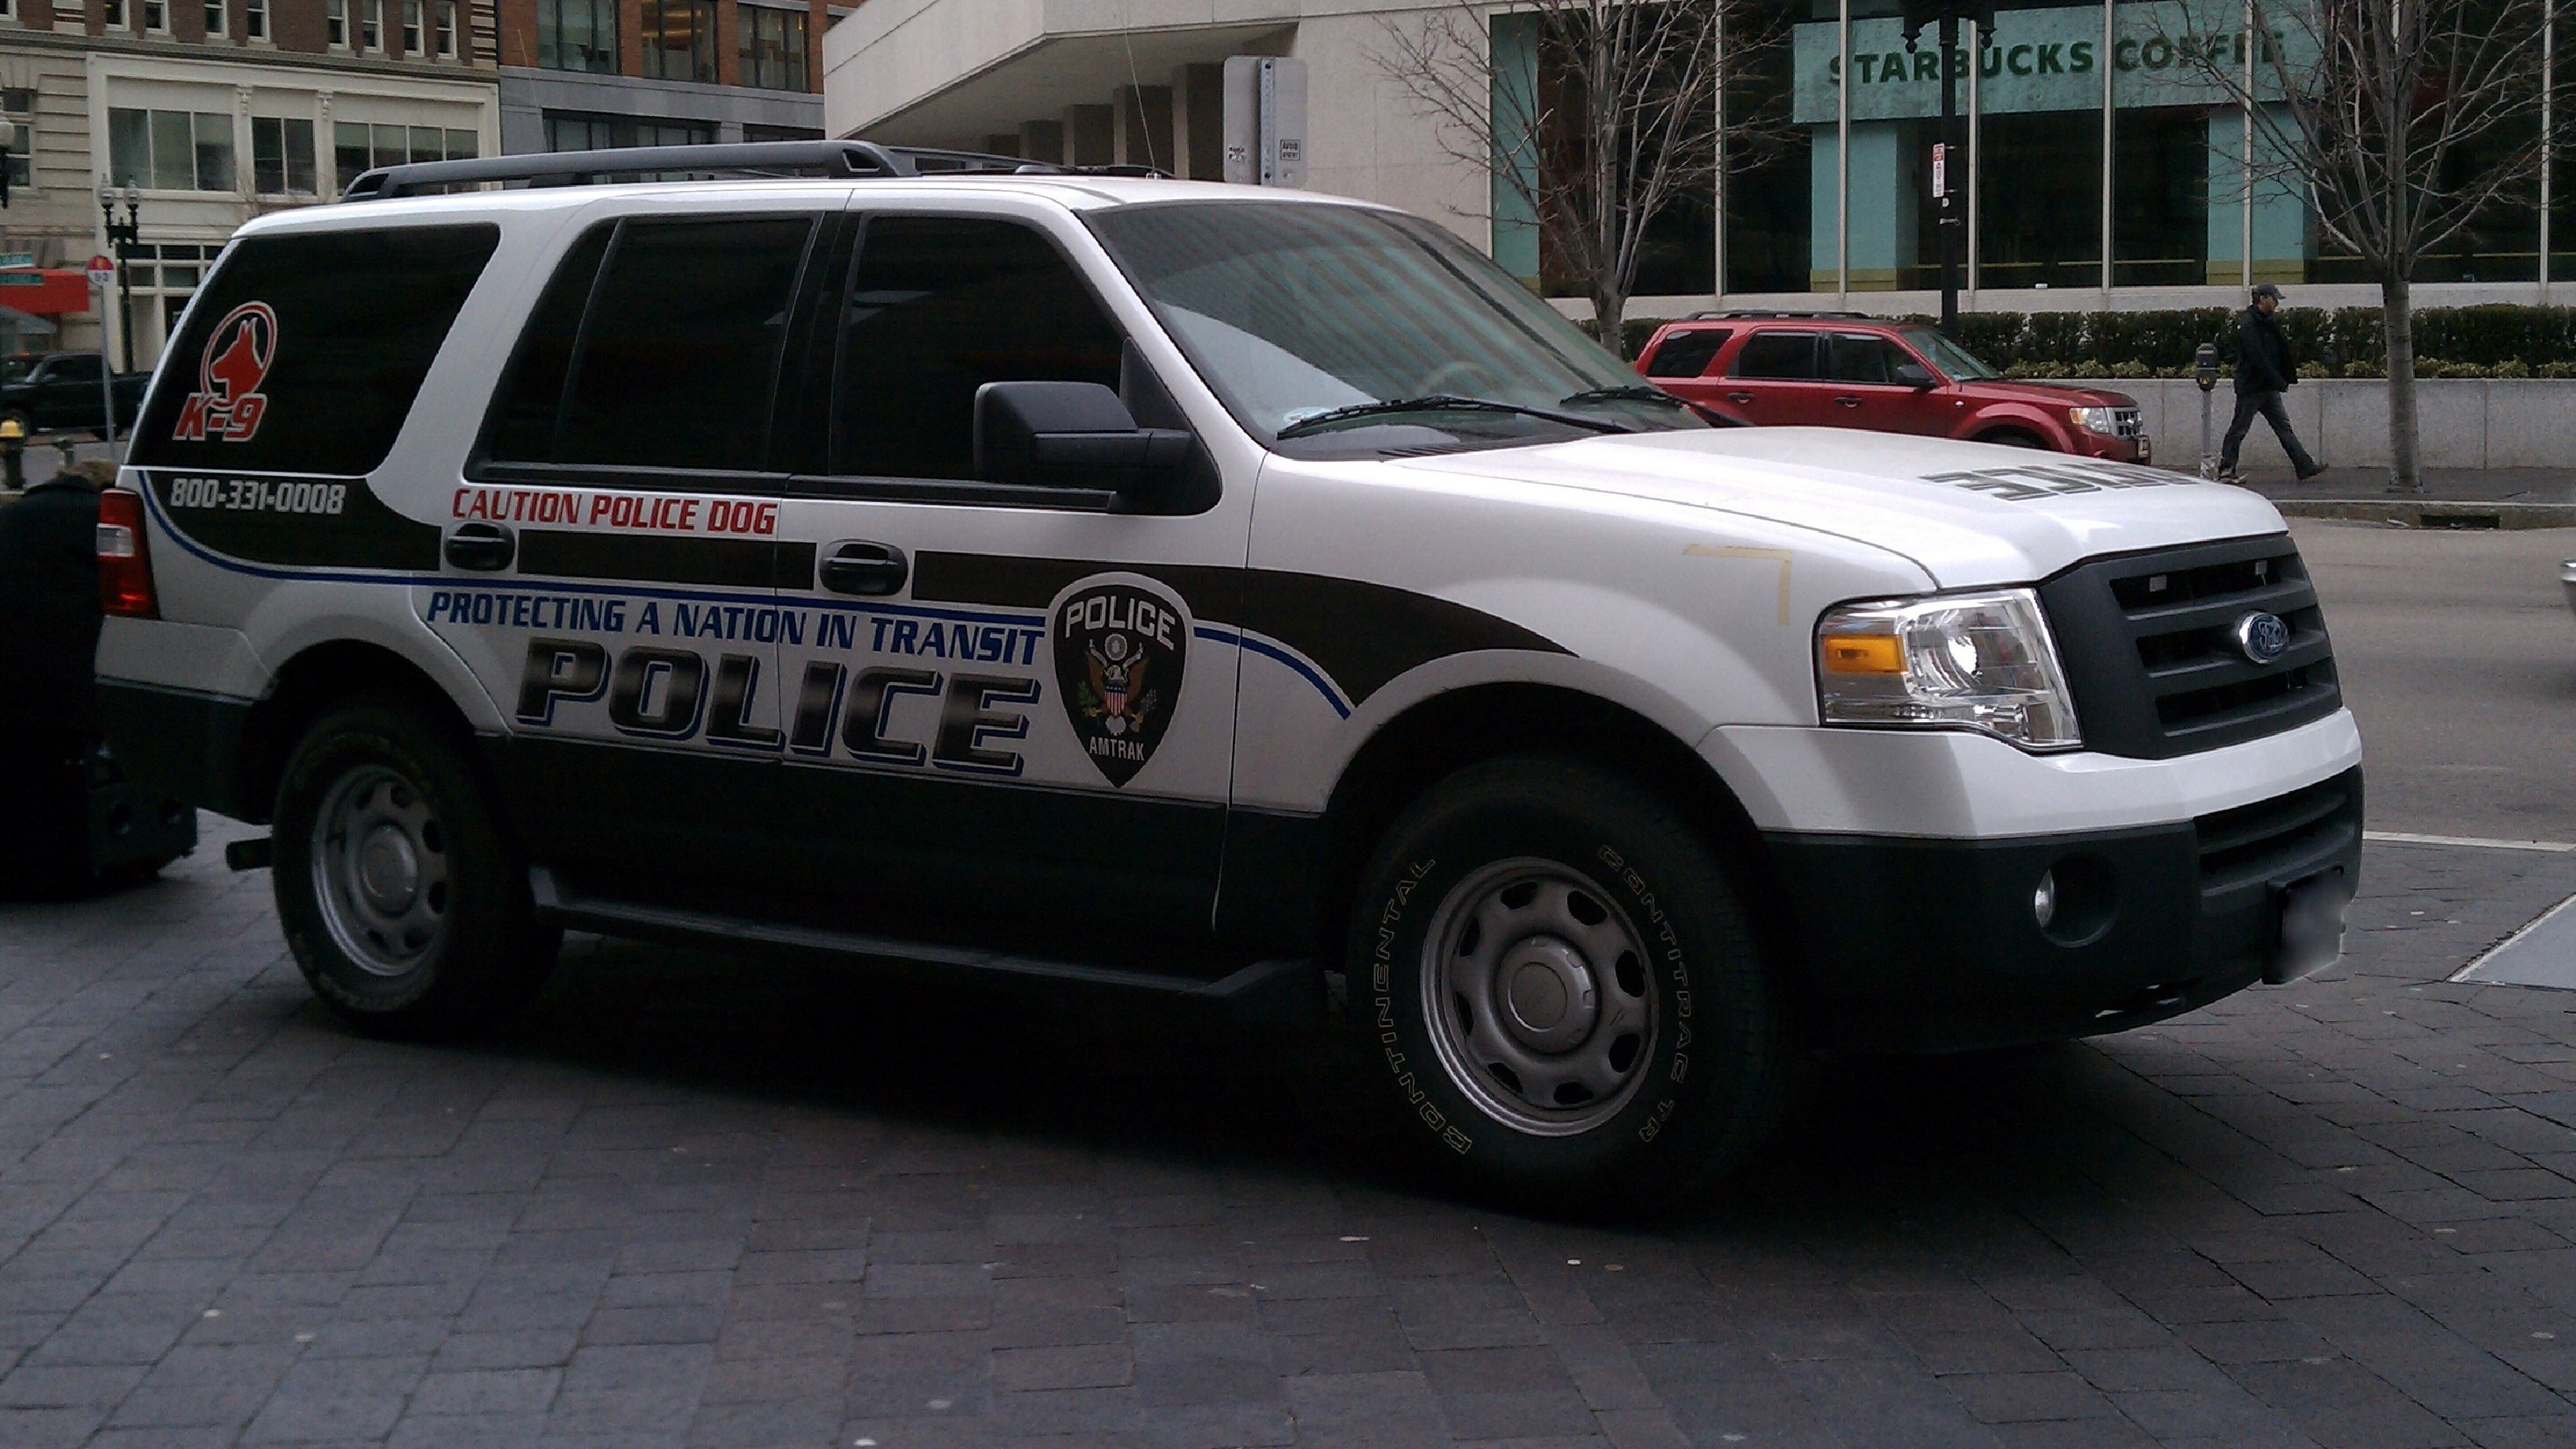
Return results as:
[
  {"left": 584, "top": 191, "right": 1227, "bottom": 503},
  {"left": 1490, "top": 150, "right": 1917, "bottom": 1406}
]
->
[{"left": 528, "top": 867, "right": 1317, "bottom": 1021}]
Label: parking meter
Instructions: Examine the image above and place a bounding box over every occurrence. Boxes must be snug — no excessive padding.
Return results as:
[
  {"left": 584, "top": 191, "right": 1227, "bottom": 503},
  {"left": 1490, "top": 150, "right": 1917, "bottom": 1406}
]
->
[{"left": 2194, "top": 342, "right": 2220, "bottom": 478}]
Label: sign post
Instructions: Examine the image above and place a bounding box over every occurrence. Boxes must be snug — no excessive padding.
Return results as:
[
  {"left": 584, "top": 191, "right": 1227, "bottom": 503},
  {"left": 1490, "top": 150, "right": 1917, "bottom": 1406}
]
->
[{"left": 87, "top": 254, "right": 117, "bottom": 456}]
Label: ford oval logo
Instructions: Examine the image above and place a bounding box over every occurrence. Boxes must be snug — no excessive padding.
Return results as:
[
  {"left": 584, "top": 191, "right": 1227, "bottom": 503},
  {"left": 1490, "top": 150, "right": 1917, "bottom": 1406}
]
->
[{"left": 2232, "top": 611, "right": 2292, "bottom": 665}]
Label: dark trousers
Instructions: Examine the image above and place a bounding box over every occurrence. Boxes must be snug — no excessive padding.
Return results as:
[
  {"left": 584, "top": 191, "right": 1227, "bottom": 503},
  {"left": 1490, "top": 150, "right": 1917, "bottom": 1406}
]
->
[
  {"left": 2220, "top": 390, "right": 2318, "bottom": 474},
  {"left": 0, "top": 729, "right": 89, "bottom": 896}
]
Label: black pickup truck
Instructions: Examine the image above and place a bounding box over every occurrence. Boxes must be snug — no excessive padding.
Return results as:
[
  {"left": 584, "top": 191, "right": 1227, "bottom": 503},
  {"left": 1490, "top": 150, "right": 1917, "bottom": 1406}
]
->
[{"left": 0, "top": 351, "right": 148, "bottom": 437}]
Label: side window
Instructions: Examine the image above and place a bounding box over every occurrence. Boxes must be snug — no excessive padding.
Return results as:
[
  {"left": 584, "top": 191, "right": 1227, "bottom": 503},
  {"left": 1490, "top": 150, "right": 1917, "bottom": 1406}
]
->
[
  {"left": 1642, "top": 328, "right": 1729, "bottom": 379},
  {"left": 831, "top": 215, "right": 1123, "bottom": 483},
  {"left": 51, "top": 354, "right": 103, "bottom": 383},
  {"left": 1729, "top": 331, "right": 1818, "bottom": 380},
  {"left": 129, "top": 224, "right": 499, "bottom": 475},
  {"left": 1826, "top": 334, "right": 1909, "bottom": 384},
  {"left": 485, "top": 215, "right": 815, "bottom": 473}
]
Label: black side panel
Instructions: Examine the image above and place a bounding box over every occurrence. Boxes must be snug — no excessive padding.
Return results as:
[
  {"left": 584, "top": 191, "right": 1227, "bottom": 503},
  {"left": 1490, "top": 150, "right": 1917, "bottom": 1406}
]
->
[
  {"left": 516, "top": 530, "right": 807, "bottom": 590},
  {"left": 95, "top": 681, "right": 257, "bottom": 820},
  {"left": 912, "top": 552, "right": 1566, "bottom": 706},
  {"left": 485, "top": 734, "right": 800, "bottom": 897},
  {"left": 137, "top": 469, "right": 441, "bottom": 572},
  {"left": 1214, "top": 807, "right": 1329, "bottom": 954}
]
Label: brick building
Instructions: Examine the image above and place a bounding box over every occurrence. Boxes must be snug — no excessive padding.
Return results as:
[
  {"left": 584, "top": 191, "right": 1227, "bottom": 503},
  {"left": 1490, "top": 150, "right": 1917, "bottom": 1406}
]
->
[
  {"left": 0, "top": 0, "right": 499, "bottom": 369},
  {"left": 489, "top": 0, "right": 825, "bottom": 158}
]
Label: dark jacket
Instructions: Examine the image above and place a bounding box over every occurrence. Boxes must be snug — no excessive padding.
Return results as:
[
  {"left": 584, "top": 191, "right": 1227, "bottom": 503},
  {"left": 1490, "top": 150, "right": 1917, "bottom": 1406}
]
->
[
  {"left": 0, "top": 476, "right": 103, "bottom": 733},
  {"left": 2234, "top": 307, "right": 2297, "bottom": 395}
]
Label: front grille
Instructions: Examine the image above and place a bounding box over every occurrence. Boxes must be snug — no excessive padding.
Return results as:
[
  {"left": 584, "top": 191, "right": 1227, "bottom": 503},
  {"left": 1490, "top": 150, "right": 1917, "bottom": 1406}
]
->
[
  {"left": 2039, "top": 534, "right": 2342, "bottom": 758},
  {"left": 2192, "top": 769, "right": 2361, "bottom": 895},
  {"left": 2110, "top": 406, "right": 2142, "bottom": 440}
]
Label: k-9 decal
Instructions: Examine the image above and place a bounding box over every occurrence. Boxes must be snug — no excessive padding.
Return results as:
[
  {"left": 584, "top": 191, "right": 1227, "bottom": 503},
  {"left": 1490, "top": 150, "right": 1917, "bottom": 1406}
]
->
[
  {"left": 1051, "top": 575, "right": 1190, "bottom": 788},
  {"left": 173, "top": 301, "right": 278, "bottom": 444}
]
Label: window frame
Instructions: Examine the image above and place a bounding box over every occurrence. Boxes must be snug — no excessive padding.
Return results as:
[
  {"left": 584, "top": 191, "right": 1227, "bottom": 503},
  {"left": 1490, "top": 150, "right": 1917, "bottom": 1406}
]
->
[
  {"left": 798, "top": 208, "right": 1154, "bottom": 512},
  {"left": 0, "top": 89, "right": 33, "bottom": 194},
  {"left": 1726, "top": 329, "right": 1822, "bottom": 381},
  {"left": 243, "top": 0, "right": 264, "bottom": 39},
  {"left": 324, "top": 0, "right": 346, "bottom": 46},
  {"left": 469, "top": 204, "right": 831, "bottom": 496},
  {"left": 361, "top": 0, "right": 380, "bottom": 50},
  {"left": 202, "top": 0, "right": 223, "bottom": 36}
]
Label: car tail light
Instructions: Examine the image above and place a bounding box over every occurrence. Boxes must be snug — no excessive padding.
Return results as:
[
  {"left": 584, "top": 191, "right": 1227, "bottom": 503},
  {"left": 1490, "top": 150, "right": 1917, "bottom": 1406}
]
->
[{"left": 96, "top": 486, "right": 159, "bottom": 619}]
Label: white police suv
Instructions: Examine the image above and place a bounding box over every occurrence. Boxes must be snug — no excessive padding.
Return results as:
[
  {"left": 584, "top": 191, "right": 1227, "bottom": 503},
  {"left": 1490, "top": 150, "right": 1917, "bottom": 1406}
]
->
[{"left": 92, "top": 141, "right": 2360, "bottom": 1207}]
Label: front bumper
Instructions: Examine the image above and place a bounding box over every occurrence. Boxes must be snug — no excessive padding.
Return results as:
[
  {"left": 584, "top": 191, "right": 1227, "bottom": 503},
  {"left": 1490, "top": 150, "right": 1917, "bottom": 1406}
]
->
[{"left": 1766, "top": 766, "right": 2361, "bottom": 1051}]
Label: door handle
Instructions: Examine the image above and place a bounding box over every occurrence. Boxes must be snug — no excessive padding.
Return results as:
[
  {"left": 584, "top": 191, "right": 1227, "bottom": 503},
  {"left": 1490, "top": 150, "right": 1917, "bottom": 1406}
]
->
[
  {"left": 819, "top": 541, "right": 908, "bottom": 596},
  {"left": 444, "top": 521, "right": 515, "bottom": 571},
  {"left": 1726, "top": 391, "right": 1755, "bottom": 406},
  {"left": 1835, "top": 395, "right": 1863, "bottom": 408}
]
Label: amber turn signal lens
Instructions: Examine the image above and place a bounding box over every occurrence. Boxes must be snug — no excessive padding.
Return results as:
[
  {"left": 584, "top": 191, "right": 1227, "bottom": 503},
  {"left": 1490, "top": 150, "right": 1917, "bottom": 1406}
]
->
[{"left": 1820, "top": 634, "right": 1903, "bottom": 675}]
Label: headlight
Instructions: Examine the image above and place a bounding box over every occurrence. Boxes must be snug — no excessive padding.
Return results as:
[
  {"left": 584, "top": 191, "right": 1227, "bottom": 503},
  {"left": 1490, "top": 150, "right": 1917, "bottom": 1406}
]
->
[
  {"left": 1816, "top": 588, "right": 2081, "bottom": 751},
  {"left": 2068, "top": 406, "right": 2122, "bottom": 436}
]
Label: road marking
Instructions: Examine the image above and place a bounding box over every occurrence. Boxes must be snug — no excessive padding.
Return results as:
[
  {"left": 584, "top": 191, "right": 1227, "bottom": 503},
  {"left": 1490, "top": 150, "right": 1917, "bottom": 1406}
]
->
[
  {"left": 2366, "top": 831, "right": 2576, "bottom": 853},
  {"left": 2452, "top": 889, "right": 2576, "bottom": 988}
]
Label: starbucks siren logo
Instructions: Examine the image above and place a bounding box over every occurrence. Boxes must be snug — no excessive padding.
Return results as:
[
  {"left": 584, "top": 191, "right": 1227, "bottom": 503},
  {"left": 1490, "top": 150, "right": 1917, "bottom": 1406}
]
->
[{"left": 1052, "top": 576, "right": 1189, "bottom": 787}]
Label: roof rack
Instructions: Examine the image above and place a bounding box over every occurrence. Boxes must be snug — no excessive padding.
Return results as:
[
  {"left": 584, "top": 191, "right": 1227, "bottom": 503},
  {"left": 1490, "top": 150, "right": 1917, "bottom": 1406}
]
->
[
  {"left": 1686, "top": 309, "right": 1879, "bottom": 321},
  {"left": 339, "top": 139, "right": 1145, "bottom": 202}
]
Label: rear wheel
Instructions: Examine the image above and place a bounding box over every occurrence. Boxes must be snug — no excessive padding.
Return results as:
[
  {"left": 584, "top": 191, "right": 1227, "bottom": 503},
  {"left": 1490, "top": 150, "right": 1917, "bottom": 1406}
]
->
[
  {"left": 1344, "top": 756, "right": 1788, "bottom": 1212},
  {"left": 272, "top": 698, "right": 557, "bottom": 1037}
]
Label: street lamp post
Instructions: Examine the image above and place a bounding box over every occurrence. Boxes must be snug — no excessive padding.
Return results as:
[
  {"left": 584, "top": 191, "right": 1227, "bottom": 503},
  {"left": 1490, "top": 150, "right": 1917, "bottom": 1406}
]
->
[
  {"left": 96, "top": 184, "right": 140, "bottom": 373},
  {"left": 1904, "top": 1, "right": 1994, "bottom": 339}
]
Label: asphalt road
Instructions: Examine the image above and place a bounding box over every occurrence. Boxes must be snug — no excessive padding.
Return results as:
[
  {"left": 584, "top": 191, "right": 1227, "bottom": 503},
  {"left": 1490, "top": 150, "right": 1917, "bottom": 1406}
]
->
[{"left": 2292, "top": 520, "right": 2576, "bottom": 841}]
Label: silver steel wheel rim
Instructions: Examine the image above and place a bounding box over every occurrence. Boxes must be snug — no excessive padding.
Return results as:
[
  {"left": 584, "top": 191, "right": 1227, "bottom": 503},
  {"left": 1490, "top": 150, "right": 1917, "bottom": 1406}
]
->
[
  {"left": 309, "top": 763, "right": 449, "bottom": 977},
  {"left": 1419, "top": 857, "right": 1658, "bottom": 1137}
]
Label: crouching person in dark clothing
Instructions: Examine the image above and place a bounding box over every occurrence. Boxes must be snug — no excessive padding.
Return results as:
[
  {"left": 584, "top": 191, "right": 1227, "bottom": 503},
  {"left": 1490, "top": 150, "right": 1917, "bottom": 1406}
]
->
[
  {"left": 0, "top": 463, "right": 102, "bottom": 896},
  {"left": 2220, "top": 282, "right": 2324, "bottom": 482}
]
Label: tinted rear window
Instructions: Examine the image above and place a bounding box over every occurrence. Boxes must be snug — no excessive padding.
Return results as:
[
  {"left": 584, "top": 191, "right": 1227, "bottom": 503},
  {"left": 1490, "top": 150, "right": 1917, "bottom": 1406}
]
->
[
  {"left": 130, "top": 224, "right": 498, "bottom": 475},
  {"left": 1643, "top": 328, "right": 1729, "bottom": 378},
  {"left": 1729, "top": 331, "right": 1818, "bottom": 380}
]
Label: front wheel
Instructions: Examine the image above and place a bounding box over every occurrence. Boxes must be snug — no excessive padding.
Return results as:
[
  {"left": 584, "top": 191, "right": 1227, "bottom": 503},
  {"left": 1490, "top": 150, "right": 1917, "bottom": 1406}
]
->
[
  {"left": 271, "top": 698, "right": 557, "bottom": 1038},
  {"left": 1344, "top": 756, "right": 1789, "bottom": 1212}
]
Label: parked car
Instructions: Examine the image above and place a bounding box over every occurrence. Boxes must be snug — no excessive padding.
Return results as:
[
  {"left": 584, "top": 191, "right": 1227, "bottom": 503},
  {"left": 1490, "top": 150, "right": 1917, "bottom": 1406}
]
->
[
  {"left": 95, "top": 142, "right": 2353, "bottom": 1209},
  {"left": 1637, "top": 313, "right": 2151, "bottom": 462},
  {"left": 0, "top": 350, "right": 148, "bottom": 438}
]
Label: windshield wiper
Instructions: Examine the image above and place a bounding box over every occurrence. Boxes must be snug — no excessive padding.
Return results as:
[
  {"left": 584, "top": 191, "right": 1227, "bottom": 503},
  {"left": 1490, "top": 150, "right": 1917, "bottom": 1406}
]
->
[
  {"left": 1560, "top": 384, "right": 1688, "bottom": 409},
  {"left": 1275, "top": 394, "right": 1628, "bottom": 440}
]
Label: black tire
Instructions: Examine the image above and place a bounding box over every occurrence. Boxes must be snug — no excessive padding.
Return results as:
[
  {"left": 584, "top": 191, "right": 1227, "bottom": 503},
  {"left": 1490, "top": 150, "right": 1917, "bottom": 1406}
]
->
[
  {"left": 1343, "top": 755, "right": 1790, "bottom": 1214},
  {"left": 271, "top": 696, "right": 557, "bottom": 1038}
]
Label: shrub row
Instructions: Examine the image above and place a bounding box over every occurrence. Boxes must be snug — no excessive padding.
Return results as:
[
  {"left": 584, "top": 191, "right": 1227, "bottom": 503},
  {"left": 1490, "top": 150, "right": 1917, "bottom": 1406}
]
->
[{"left": 1615, "top": 304, "right": 2576, "bottom": 374}]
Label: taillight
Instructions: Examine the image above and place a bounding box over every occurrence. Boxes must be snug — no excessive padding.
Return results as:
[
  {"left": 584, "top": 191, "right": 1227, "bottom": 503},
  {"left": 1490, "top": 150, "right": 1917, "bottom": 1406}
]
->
[{"left": 96, "top": 486, "right": 159, "bottom": 619}]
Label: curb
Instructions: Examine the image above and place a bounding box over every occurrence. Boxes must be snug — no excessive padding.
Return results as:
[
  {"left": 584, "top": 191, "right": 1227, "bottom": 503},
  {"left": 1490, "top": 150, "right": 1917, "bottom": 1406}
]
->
[{"left": 2270, "top": 498, "right": 2576, "bottom": 529}]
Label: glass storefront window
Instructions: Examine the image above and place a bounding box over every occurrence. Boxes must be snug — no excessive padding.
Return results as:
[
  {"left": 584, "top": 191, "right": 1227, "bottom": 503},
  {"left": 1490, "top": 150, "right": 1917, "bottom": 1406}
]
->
[{"left": 2110, "top": 107, "right": 2206, "bottom": 285}]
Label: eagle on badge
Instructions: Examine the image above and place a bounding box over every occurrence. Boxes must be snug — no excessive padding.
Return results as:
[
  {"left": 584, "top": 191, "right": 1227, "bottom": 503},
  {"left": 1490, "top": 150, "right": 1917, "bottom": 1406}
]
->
[{"left": 1081, "top": 632, "right": 1160, "bottom": 737}]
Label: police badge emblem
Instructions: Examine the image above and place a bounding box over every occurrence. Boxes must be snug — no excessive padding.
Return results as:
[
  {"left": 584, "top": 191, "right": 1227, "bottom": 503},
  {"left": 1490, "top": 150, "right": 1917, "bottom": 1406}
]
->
[{"left": 1053, "top": 576, "right": 1189, "bottom": 787}]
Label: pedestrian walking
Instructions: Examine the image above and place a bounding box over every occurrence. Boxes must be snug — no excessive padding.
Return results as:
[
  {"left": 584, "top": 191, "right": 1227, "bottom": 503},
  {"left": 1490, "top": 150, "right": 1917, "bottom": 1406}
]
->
[
  {"left": 2219, "top": 283, "right": 2325, "bottom": 483},
  {"left": 0, "top": 459, "right": 103, "bottom": 895}
]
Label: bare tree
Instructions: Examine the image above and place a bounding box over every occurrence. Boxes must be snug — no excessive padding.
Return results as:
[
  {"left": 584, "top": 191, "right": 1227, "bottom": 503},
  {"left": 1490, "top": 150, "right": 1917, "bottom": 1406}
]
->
[
  {"left": 1374, "top": 0, "right": 1782, "bottom": 350},
  {"left": 2173, "top": 0, "right": 2567, "bottom": 489}
]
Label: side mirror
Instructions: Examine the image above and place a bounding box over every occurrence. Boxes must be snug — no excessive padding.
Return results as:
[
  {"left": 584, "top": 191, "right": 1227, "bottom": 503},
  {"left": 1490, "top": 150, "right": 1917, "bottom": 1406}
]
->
[
  {"left": 1893, "top": 362, "right": 1937, "bottom": 390},
  {"left": 975, "top": 381, "right": 1193, "bottom": 500}
]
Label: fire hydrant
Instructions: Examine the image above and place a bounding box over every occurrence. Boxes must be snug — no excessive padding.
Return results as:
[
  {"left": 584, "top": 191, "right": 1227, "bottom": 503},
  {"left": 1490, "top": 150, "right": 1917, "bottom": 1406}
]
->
[{"left": 0, "top": 417, "right": 24, "bottom": 492}]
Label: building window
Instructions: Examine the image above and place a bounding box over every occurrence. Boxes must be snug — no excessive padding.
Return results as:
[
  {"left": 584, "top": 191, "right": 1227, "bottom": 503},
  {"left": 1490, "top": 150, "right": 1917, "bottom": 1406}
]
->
[
  {"left": 640, "top": 0, "right": 717, "bottom": 84},
  {"left": 434, "top": 0, "right": 454, "bottom": 55},
  {"left": 252, "top": 116, "right": 316, "bottom": 195},
  {"left": 331, "top": 120, "right": 474, "bottom": 195},
  {"left": 107, "top": 108, "right": 236, "bottom": 192},
  {"left": 537, "top": 0, "right": 615, "bottom": 72},
  {"left": 361, "top": 0, "right": 380, "bottom": 49},
  {"left": 244, "top": 0, "right": 264, "bottom": 39},
  {"left": 401, "top": 0, "right": 419, "bottom": 52},
  {"left": 203, "top": 0, "right": 223, "bottom": 36},
  {"left": 743, "top": 123, "right": 821, "bottom": 143},
  {"left": 1, "top": 91, "right": 30, "bottom": 192},
  {"left": 103, "top": 0, "right": 125, "bottom": 27},
  {"left": 542, "top": 111, "right": 713, "bottom": 154},
  {"left": 737, "top": 4, "right": 807, "bottom": 92},
  {"left": 140, "top": 0, "right": 164, "bottom": 30},
  {"left": 324, "top": 0, "right": 344, "bottom": 44}
]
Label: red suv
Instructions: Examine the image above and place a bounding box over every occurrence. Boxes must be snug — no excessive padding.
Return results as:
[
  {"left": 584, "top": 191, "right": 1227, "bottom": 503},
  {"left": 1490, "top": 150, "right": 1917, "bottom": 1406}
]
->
[{"left": 1635, "top": 313, "right": 2149, "bottom": 462}]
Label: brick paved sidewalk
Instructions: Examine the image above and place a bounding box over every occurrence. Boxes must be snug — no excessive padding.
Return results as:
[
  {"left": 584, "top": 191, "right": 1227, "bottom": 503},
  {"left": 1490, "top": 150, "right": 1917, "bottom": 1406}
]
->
[{"left": 0, "top": 819, "right": 2570, "bottom": 1448}]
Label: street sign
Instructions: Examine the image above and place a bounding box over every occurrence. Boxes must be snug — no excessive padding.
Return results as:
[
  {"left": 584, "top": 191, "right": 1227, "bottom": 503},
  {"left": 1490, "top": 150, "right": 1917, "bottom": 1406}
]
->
[
  {"left": 1931, "top": 142, "right": 1948, "bottom": 200},
  {"left": 0, "top": 251, "right": 35, "bottom": 270},
  {"left": 0, "top": 271, "right": 40, "bottom": 286},
  {"left": 86, "top": 254, "right": 114, "bottom": 288}
]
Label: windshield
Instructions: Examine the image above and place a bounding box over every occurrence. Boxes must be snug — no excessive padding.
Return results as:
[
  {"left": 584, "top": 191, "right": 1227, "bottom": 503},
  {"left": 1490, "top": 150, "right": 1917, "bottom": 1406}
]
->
[
  {"left": 1086, "top": 201, "right": 1705, "bottom": 454},
  {"left": 1903, "top": 326, "right": 2000, "bottom": 382}
]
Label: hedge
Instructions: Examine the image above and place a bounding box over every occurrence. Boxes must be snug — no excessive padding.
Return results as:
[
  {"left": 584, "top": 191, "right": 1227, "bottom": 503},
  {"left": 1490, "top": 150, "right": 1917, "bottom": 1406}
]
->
[{"left": 1611, "top": 304, "right": 2576, "bottom": 378}]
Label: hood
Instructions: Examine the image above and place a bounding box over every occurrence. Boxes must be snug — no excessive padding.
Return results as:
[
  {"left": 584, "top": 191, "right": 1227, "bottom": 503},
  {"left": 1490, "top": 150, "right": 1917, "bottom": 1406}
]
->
[
  {"left": 1396, "top": 427, "right": 2285, "bottom": 589},
  {"left": 1959, "top": 377, "right": 2140, "bottom": 408}
]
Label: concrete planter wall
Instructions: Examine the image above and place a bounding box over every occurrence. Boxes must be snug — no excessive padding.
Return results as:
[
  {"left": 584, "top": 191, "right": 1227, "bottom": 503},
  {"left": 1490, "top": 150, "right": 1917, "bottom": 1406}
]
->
[{"left": 2057, "top": 377, "right": 2576, "bottom": 471}]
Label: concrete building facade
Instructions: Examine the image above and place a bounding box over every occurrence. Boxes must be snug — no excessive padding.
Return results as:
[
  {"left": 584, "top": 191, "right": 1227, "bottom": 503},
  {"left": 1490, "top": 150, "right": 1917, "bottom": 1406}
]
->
[
  {"left": 492, "top": 0, "right": 826, "bottom": 155},
  {"left": 0, "top": 0, "right": 500, "bottom": 369}
]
